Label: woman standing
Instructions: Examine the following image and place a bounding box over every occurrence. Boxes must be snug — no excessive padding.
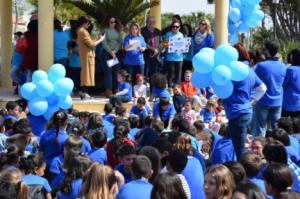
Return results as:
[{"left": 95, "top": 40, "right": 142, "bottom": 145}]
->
[
  {"left": 53, "top": 19, "right": 70, "bottom": 67},
  {"left": 77, "top": 16, "right": 105, "bottom": 99},
  {"left": 102, "top": 16, "right": 123, "bottom": 98},
  {"left": 193, "top": 19, "right": 214, "bottom": 55},
  {"left": 123, "top": 23, "right": 147, "bottom": 84}
]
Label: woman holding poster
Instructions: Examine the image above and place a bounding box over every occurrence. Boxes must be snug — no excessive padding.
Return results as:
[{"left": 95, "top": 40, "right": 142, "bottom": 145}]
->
[{"left": 123, "top": 23, "right": 147, "bottom": 84}]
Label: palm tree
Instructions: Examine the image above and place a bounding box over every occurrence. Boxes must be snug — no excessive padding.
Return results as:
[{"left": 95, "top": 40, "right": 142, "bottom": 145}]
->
[{"left": 66, "top": 0, "right": 160, "bottom": 25}]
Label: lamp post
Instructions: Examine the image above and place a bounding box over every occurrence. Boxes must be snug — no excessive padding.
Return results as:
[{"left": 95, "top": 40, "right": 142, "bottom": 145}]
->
[{"left": 272, "top": 0, "right": 279, "bottom": 40}]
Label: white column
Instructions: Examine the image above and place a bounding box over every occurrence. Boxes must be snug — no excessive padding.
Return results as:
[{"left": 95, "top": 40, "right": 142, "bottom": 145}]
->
[
  {"left": 215, "top": 0, "right": 229, "bottom": 46},
  {"left": 150, "top": 0, "right": 161, "bottom": 29}
]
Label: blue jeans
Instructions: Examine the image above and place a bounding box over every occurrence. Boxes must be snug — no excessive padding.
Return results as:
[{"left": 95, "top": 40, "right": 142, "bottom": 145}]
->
[
  {"left": 228, "top": 113, "right": 252, "bottom": 160},
  {"left": 109, "top": 95, "right": 130, "bottom": 107},
  {"left": 124, "top": 64, "right": 144, "bottom": 83},
  {"left": 253, "top": 105, "right": 281, "bottom": 137},
  {"left": 10, "top": 52, "right": 24, "bottom": 85},
  {"left": 102, "top": 51, "right": 120, "bottom": 90}
]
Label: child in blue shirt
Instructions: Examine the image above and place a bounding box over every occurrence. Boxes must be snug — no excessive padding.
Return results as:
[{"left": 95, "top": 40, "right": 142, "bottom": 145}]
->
[
  {"left": 70, "top": 122, "right": 91, "bottom": 154},
  {"left": 110, "top": 70, "right": 132, "bottom": 107},
  {"left": 128, "top": 115, "right": 141, "bottom": 139},
  {"left": 39, "top": 111, "right": 69, "bottom": 166},
  {"left": 117, "top": 155, "right": 153, "bottom": 199},
  {"left": 153, "top": 97, "right": 176, "bottom": 129},
  {"left": 21, "top": 153, "right": 52, "bottom": 199},
  {"left": 200, "top": 100, "right": 216, "bottom": 124},
  {"left": 3, "top": 117, "right": 16, "bottom": 137},
  {"left": 115, "top": 144, "right": 136, "bottom": 183},
  {"left": 102, "top": 103, "right": 115, "bottom": 124},
  {"left": 123, "top": 23, "right": 146, "bottom": 82},
  {"left": 3, "top": 101, "right": 19, "bottom": 122},
  {"left": 57, "top": 155, "right": 92, "bottom": 199},
  {"left": 88, "top": 129, "right": 107, "bottom": 164},
  {"left": 130, "top": 97, "right": 151, "bottom": 127}
]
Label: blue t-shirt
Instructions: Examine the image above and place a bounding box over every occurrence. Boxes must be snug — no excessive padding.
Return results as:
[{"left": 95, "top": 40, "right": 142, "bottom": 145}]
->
[
  {"left": 130, "top": 104, "right": 151, "bottom": 119},
  {"left": 286, "top": 145, "right": 300, "bottom": 165},
  {"left": 200, "top": 108, "right": 216, "bottom": 123},
  {"left": 289, "top": 135, "right": 300, "bottom": 156},
  {"left": 88, "top": 148, "right": 107, "bottom": 164},
  {"left": 103, "top": 121, "right": 115, "bottom": 140},
  {"left": 255, "top": 58, "right": 286, "bottom": 107},
  {"left": 211, "top": 130, "right": 223, "bottom": 151},
  {"left": 249, "top": 177, "right": 271, "bottom": 198},
  {"left": 192, "top": 32, "right": 214, "bottom": 55},
  {"left": 57, "top": 178, "right": 82, "bottom": 199},
  {"left": 116, "top": 163, "right": 132, "bottom": 183},
  {"left": 123, "top": 35, "right": 146, "bottom": 66},
  {"left": 50, "top": 154, "right": 64, "bottom": 175},
  {"left": 282, "top": 66, "right": 300, "bottom": 111},
  {"left": 80, "top": 136, "right": 91, "bottom": 154},
  {"left": 28, "top": 115, "right": 47, "bottom": 137},
  {"left": 102, "top": 114, "right": 115, "bottom": 124},
  {"left": 183, "top": 156, "right": 205, "bottom": 199},
  {"left": 3, "top": 114, "right": 18, "bottom": 122},
  {"left": 118, "top": 82, "right": 132, "bottom": 100},
  {"left": 163, "top": 31, "right": 184, "bottom": 61},
  {"left": 69, "top": 45, "right": 81, "bottom": 68},
  {"left": 129, "top": 128, "right": 140, "bottom": 139},
  {"left": 39, "top": 128, "right": 68, "bottom": 165},
  {"left": 212, "top": 138, "right": 236, "bottom": 164},
  {"left": 223, "top": 69, "right": 263, "bottom": 119},
  {"left": 22, "top": 174, "right": 52, "bottom": 193},
  {"left": 152, "top": 87, "right": 170, "bottom": 99},
  {"left": 153, "top": 102, "right": 176, "bottom": 122},
  {"left": 54, "top": 30, "right": 69, "bottom": 61},
  {"left": 117, "top": 178, "right": 153, "bottom": 199},
  {"left": 51, "top": 171, "right": 65, "bottom": 190}
]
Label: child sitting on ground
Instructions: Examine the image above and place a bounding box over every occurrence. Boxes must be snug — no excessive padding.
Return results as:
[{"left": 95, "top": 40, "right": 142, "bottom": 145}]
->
[
  {"left": 115, "top": 144, "right": 137, "bottom": 183},
  {"left": 134, "top": 74, "right": 147, "bottom": 101},
  {"left": 88, "top": 128, "right": 107, "bottom": 164},
  {"left": 130, "top": 97, "right": 151, "bottom": 127},
  {"left": 200, "top": 99, "right": 216, "bottom": 124},
  {"left": 150, "top": 73, "right": 170, "bottom": 101},
  {"left": 3, "top": 101, "right": 20, "bottom": 121},
  {"left": 173, "top": 84, "right": 186, "bottom": 113},
  {"left": 110, "top": 70, "right": 132, "bottom": 107},
  {"left": 153, "top": 97, "right": 176, "bottom": 129},
  {"left": 181, "top": 100, "right": 197, "bottom": 125},
  {"left": 129, "top": 115, "right": 141, "bottom": 139},
  {"left": 102, "top": 103, "right": 115, "bottom": 124}
]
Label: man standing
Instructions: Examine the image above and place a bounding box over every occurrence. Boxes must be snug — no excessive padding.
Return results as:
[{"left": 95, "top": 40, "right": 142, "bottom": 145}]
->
[{"left": 141, "top": 16, "right": 162, "bottom": 80}]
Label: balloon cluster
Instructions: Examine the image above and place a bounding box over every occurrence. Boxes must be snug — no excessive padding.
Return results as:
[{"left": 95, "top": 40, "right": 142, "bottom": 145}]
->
[
  {"left": 20, "top": 64, "right": 74, "bottom": 120},
  {"left": 228, "top": 0, "right": 264, "bottom": 43},
  {"left": 191, "top": 45, "right": 249, "bottom": 99}
]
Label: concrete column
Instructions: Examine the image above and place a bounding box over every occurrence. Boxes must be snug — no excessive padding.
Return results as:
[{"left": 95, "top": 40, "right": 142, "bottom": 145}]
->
[
  {"left": 38, "top": 0, "right": 54, "bottom": 71},
  {"left": 0, "top": 0, "right": 13, "bottom": 88},
  {"left": 150, "top": 0, "right": 161, "bottom": 30},
  {"left": 215, "top": 0, "right": 229, "bottom": 47}
]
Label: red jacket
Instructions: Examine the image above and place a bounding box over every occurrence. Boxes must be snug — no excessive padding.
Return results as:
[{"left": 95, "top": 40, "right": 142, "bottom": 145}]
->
[
  {"left": 181, "top": 81, "right": 199, "bottom": 98},
  {"left": 22, "top": 31, "right": 38, "bottom": 71}
]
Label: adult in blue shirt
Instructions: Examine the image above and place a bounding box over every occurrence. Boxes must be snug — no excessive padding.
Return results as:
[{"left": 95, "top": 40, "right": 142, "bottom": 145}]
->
[
  {"left": 153, "top": 97, "right": 176, "bottom": 129},
  {"left": 192, "top": 18, "right": 214, "bottom": 55},
  {"left": 117, "top": 156, "right": 153, "bottom": 199},
  {"left": 282, "top": 48, "right": 300, "bottom": 119},
  {"left": 223, "top": 68, "right": 266, "bottom": 160},
  {"left": 254, "top": 41, "right": 286, "bottom": 136},
  {"left": 163, "top": 21, "right": 185, "bottom": 87},
  {"left": 54, "top": 19, "right": 70, "bottom": 67},
  {"left": 123, "top": 23, "right": 146, "bottom": 83},
  {"left": 39, "top": 111, "right": 69, "bottom": 166}
]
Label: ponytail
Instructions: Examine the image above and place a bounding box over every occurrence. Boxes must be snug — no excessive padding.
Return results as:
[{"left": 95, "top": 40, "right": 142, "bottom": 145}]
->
[
  {"left": 118, "top": 69, "right": 131, "bottom": 83},
  {"left": 52, "top": 111, "right": 68, "bottom": 144}
]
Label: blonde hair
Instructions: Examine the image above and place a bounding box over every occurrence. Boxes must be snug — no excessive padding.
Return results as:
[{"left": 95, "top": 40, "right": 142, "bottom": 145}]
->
[
  {"left": 205, "top": 99, "right": 217, "bottom": 110},
  {"left": 199, "top": 18, "right": 212, "bottom": 34},
  {"left": 130, "top": 23, "right": 141, "bottom": 36},
  {"left": 175, "top": 134, "right": 194, "bottom": 156},
  {"left": 205, "top": 165, "right": 235, "bottom": 199},
  {"left": 82, "top": 163, "right": 117, "bottom": 199}
]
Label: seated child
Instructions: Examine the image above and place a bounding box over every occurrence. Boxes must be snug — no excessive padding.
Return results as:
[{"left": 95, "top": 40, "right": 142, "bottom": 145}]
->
[
  {"left": 88, "top": 129, "right": 107, "bottom": 164},
  {"left": 130, "top": 97, "right": 151, "bottom": 126},
  {"left": 0, "top": 122, "right": 7, "bottom": 153},
  {"left": 134, "top": 74, "right": 147, "bottom": 100},
  {"left": 150, "top": 73, "right": 170, "bottom": 100},
  {"left": 117, "top": 155, "right": 153, "bottom": 199},
  {"left": 70, "top": 122, "right": 92, "bottom": 154},
  {"left": 181, "top": 100, "right": 197, "bottom": 125},
  {"left": 102, "top": 103, "right": 115, "bottom": 124},
  {"left": 172, "top": 84, "right": 186, "bottom": 113},
  {"left": 200, "top": 99, "right": 216, "bottom": 124},
  {"left": 78, "top": 111, "right": 90, "bottom": 128},
  {"left": 115, "top": 144, "right": 137, "bottom": 183},
  {"left": 3, "top": 101, "right": 19, "bottom": 121},
  {"left": 110, "top": 70, "right": 132, "bottom": 107},
  {"left": 21, "top": 153, "right": 52, "bottom": 199},
  {"left": 3, "top": 118, "right": 16, "bottom": 137},
  {"left": 129, "top": 115, "right": 141, "bottom": 139},
  {"left": 115, "top": 106, "right": 128, "bottom": 119},
  {"left": 153, "top": 97, "right": 176, "bottom": 129}
]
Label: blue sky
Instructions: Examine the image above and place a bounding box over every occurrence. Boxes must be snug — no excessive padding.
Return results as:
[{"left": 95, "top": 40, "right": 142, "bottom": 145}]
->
[{"left": 161, "top": 0, "right": 215, "bottom": 15}]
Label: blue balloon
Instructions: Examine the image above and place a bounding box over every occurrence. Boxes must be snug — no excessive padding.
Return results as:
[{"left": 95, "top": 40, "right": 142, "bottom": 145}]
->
[
  {"left": 199, "top": 47, "right": 215, "bottom": 56},
  {"left": 54, "top": 78, "right": 74, "bottom": 97},
  {"left": 43, "top": 106, "right": 59, "bottom": 120},
  {"left": 20, "top": 82, "right": 38, "bottom": 100},
  {"left": 229, "top": 61, "right": 250, "bottom": 81},
  {"left": 28, "top": 98, "right": 48, "bottom": 116},
  {"left": 191, "top": 72, "right": 213, "bottom": 89},
  {"left": 229, "top": 33, "right": 239, "bottom": 44},
  {"left": 238, "top": 22, "right": 249, "bottom": 33},
  {"left": 212, "top": 65, "right": 232, "bottom": 86},
  {"left": 231, "top": 0, "right": 241, "bottom": 9},
  {"left": 229, "top": 7, "right": 241, "bottom": 23},
  {"left": 32, "top": 70, "right": 48, "bottom": 85},
  {"left": 212, "top": 81, "right": 234, "bottom": 99},
  {"left": 36, "top": 79, "right": 54, "bottom": 98},
  {"left": 214, "top": 45, "right": 239, "bottom": 66},
  {"left": 58, "top": 95, "right": 73, "bottom": 109},
  {"left": 47, "top": 93, "right": 59, "bottom": 106},
  {"left": 229, "top": 22, "right": 238, "bottom": 35},
  {"left": 192, "top": 52, "right": 215, "bottom": 74},
  {"left": 48, "top": 64, "right": 66, "bottom": 83}
]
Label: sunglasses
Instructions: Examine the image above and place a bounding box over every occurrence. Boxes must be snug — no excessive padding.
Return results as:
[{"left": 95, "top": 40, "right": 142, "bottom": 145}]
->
[
  {"left": 200, "top": 23, "right": 207, "bottom": 26},
  {"left": 172, "top": 25, "right": 180, "bottom": 29},
  {"left": 110, "top": 21, "right": 116, "bottom": 24}
]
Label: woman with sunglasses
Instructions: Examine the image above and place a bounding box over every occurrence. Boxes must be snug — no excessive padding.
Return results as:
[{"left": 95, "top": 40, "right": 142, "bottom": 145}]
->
[
  {"left": 102, "top": 16, "right": 123, "bottom": 98},
  {"left": 193, "top": 19, "right": 214, "bottom": 55},
  {"left": 163, "top": 21, "right": 185, "bottom": 88}
]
